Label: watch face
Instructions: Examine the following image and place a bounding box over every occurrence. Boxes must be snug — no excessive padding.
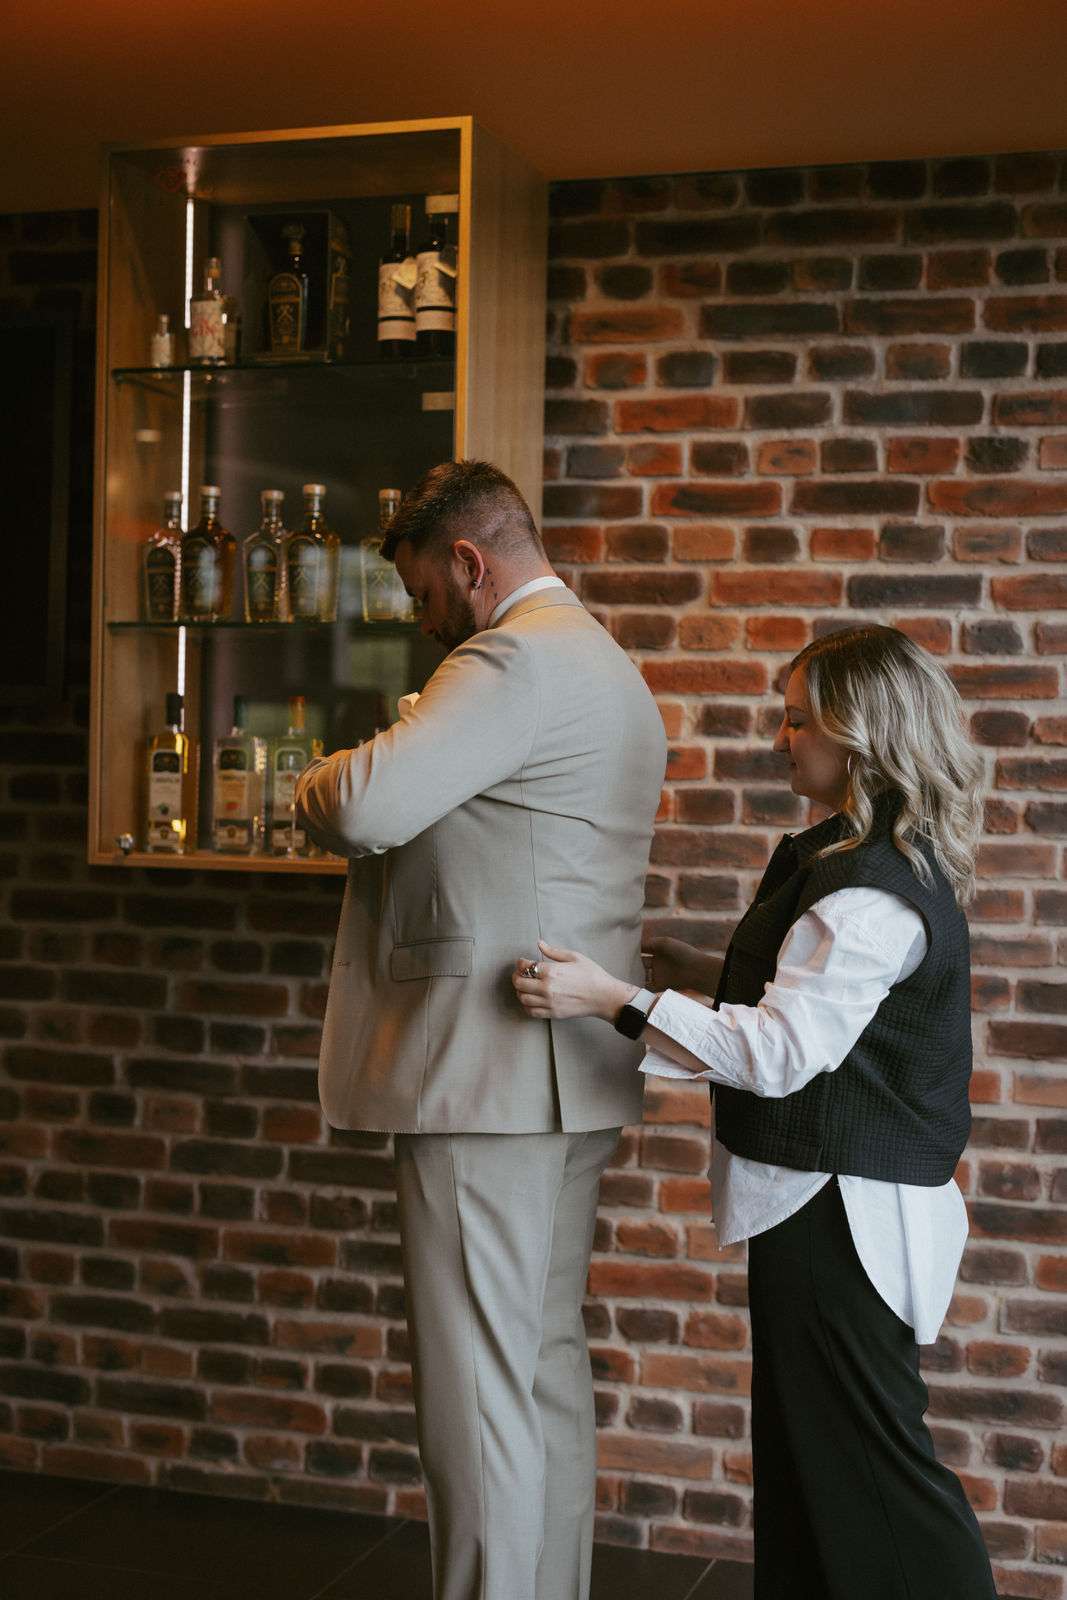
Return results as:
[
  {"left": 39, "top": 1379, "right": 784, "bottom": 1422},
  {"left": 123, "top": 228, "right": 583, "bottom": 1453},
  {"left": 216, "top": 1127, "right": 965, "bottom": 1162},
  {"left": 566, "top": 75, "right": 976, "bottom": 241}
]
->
[{"left": 614, "top": 1003, "right": 647, "bottom": 1040}]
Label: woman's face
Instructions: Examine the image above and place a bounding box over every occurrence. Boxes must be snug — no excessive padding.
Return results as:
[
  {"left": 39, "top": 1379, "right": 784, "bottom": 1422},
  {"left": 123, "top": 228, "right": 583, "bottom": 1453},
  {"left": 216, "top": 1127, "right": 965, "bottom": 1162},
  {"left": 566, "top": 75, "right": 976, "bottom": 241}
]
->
[{"left": 773, "top": 667, "right": 851, "bottom": 810}]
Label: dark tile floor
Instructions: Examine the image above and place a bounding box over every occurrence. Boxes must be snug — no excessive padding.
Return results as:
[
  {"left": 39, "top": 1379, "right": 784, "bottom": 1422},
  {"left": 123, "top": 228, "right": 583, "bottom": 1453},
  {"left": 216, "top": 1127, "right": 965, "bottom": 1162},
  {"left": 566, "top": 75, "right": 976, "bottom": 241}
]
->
[{"left": 0, "top": 1470, "right": 753, "bottom": 1599}]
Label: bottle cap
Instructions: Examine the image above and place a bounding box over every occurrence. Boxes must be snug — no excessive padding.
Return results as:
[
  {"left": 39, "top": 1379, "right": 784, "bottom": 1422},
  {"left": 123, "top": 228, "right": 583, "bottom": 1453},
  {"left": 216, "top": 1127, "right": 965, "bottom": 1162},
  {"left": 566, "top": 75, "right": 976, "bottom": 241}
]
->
[
  {"left": 201, "top": 485, "right": 221, "bottom": 497},
  {"left": 165, "top": 692, "right": 184, "bottom": 728},
  {"left": 205, "top": 256, "right": 221, "bottom": 274},
  {"left": 164, "top": 490, "right": 182, "bottom": 506},
  {"left": 157, "top": 314, "right": 170, "bottom": 333},
  {"left": 302, "top": 483, "right": 327, "bottom": 496},
  {"left": 289, "top": 694, "right": 307, "bottom": 731},
  {"left": 232, "top": 695, "right": 247, "bottom": 730},
  {"left": 261, "top": 488, "right": 284, "bottom": 504},
  {"left": 425, "top": 194, "right": 460, "bottom": 214}
]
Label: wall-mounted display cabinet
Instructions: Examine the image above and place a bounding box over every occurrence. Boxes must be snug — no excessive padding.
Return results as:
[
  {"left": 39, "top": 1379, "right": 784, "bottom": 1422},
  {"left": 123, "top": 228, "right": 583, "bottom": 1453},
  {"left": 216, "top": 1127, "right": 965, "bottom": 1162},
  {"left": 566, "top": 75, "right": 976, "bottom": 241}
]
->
[{"left": 89, "top": 117, "right": 547, "bottom": 874}]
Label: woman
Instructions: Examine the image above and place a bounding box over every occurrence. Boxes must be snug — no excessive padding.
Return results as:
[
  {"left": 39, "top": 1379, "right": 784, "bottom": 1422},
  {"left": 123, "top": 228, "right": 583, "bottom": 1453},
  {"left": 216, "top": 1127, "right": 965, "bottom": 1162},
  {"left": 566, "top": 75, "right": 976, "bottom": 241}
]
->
[{"left": 513, "top": 624, "right": 996, "bottom": 1600}]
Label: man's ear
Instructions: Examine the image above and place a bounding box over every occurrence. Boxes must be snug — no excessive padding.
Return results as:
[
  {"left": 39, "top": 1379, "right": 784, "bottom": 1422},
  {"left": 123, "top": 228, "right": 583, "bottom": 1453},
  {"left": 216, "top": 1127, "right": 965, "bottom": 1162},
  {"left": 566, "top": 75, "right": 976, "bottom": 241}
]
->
[{"left": 452, "top": 539, "right": 486, "bottom": 588}]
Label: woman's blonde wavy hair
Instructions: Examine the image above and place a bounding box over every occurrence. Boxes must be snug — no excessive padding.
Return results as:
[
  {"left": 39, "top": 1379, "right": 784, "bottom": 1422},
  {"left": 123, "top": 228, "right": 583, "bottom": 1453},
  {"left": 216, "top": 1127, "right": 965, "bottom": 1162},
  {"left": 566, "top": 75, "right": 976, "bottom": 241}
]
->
[{"left": 790, "top": 625, "right": 984, "bottom": 906}]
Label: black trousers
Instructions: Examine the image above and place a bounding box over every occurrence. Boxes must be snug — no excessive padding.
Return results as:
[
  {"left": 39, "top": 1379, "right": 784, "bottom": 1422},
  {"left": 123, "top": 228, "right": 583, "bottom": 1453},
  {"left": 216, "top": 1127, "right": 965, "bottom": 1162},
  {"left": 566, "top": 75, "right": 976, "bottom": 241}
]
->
[{"left": 746, "top": 1177, "right": 997, "bottom": 1600}]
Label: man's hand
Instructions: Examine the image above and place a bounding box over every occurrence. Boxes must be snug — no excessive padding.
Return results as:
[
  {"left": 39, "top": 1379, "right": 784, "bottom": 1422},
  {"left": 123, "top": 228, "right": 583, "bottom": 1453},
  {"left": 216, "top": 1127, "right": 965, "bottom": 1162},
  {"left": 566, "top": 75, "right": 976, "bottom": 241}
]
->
[
  {"left": 646, "top": 936, "right": 717, "bottom": 996},
  {"left": 512, "top": 941, "right": 636, "bottom": 1024}
]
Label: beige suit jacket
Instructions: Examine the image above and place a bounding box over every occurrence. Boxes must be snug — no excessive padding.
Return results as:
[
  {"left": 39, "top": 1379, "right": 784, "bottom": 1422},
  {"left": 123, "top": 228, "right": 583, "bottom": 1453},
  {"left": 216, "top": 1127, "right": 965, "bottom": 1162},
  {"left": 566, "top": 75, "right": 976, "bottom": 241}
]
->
[{"left": 295, "top": 587, "right": 667, "bottom": 1134}]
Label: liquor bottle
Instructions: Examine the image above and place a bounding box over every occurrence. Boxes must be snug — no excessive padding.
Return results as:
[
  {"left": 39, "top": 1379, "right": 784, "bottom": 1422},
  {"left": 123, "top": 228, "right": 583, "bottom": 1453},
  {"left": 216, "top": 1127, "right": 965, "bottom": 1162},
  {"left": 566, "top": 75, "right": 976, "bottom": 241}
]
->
[
  {"left": 150, "top": 314, "right": 175, "bottom": 368},
  {"left": 269, "top": 695, "right": 323, "bottom": 856},
  {"left": 378, "top": 204, "right": 417, "bottom": 357},
  {"left": 141, "top": 490, "right": 183, "bottom": 622},
  {"left": 180, "top": 486, "right": 236, "bottom": 622},
  {"left": 282, "top": 483, "right": 340, "bottom": 623},
  {"left": 267, "top": 223, "right": 310, "bottom": 358},
  {"left": 415, "top": 195, "right": 458, "bottom": 357},
  {"left": 189, "top": 257, "right": 227, "bottom": 365},
  {"left": 212, "top": 696, "right": 268, "bottom": 854},
  {"left": 243, "top": 489, "right": 285, "bottom": 622},
  {"left": 145, "top": 692, "right": 196, "bottom": 853},
  {"left": 360, "top": 488, "right": 413, "bottom": 622}
]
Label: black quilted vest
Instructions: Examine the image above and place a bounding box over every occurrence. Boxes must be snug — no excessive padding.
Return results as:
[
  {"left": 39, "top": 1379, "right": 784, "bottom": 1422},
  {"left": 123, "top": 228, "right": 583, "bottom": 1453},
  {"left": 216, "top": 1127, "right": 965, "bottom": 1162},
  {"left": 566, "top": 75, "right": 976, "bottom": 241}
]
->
[{"left": 712, "top": 803, "right": 973, "bottom": 1185}]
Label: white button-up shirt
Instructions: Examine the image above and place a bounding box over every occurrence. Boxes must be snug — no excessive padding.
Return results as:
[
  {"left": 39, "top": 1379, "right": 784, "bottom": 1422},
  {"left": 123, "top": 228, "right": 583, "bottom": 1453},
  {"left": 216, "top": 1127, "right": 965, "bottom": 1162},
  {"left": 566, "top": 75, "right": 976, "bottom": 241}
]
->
[{"left": 640, "top": 886, "right": 968, "bottom": 1344}]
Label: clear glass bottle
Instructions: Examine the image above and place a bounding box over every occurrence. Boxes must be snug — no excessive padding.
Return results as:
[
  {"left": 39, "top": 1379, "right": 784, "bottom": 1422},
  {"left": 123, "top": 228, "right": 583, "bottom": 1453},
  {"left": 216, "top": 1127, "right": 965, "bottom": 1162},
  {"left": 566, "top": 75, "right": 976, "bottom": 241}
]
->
[
  {"left": 145, "top": 692, "right": 196, "bottom": 853},
  {"left": 269, "top": 695, "right": 323, "bottom": 856},
  {"left": 243, "top": 489, "right": 285, "bottom": 623},
  {"left": 212, "top": 696, "right": 268, "bottom": 854},
  {"left": 180, "top": 486, "right": 236, "bottom": 622},
  {"left": 141, "top": 490, "right": 183, "bottom": 622},
  {"left": 360, "top": 488, "right": 413, "bottom": 622},
  {"left": 150, "top": 313, "right": 175, "bottom": 368},
  {"left": 189, "top": 257, "right": 227, "bottom": 365},
  {"left": 415, "top": 194, "right": 458, "bottom": 357},
  {"left": 378, "top": 204, "right": 417, "bottom": 357},
  {"left": 283, "top": 483, "right": 340, "bottom": 623},
  {"left": 267, "top": 223, "right": 310, "bottom": 358}
]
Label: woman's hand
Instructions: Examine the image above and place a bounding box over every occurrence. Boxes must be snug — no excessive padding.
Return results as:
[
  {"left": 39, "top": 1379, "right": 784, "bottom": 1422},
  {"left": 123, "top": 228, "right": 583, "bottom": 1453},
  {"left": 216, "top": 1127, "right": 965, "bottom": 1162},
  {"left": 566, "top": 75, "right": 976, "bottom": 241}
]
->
[
  {"left": 646, "top": 935, "right": 716, "bottom": 995},
  {"left": 512, "top": 941, "right": 637, "bottom": 1023}
]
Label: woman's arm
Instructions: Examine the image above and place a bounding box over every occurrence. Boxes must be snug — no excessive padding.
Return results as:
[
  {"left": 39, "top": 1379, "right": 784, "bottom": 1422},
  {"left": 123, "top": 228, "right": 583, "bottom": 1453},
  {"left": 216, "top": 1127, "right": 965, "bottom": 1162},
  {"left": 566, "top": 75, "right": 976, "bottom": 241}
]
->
[{"left": 513, "top": 889, "right": 927, "bottom": 1099}]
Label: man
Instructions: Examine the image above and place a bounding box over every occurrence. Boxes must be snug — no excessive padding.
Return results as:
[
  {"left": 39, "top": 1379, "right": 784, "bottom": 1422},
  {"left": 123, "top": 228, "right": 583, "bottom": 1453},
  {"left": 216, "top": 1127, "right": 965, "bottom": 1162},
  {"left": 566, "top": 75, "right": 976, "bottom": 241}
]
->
[{"left": 295, "top": 460, "right": 666, "bottom": 1600}]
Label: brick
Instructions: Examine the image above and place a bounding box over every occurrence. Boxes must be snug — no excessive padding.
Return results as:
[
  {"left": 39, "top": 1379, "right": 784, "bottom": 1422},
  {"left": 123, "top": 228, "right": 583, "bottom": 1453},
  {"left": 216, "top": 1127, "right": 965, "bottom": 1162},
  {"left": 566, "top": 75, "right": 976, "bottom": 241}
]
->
[
  {"left": 1039, "top": 435, "right": 1067, "bottom": 469},
  {"left": 635, "top": 218, "right": 760, "bottom": 256},
  {"left": 927, "top": 1384, "right": 1062, "bottom": 1428},
  {"left": 541, "top": 525, "right": 603, "bottom": 564},
  {"left": 844, "top": 390, "right": 983, "bottom": 427},
  {"left": 652, "top": 481, "right": 780, "bottom": 518},
  {"left": 700, "top": 302, "right": 839, "bottom": 340},
  {"left": 996, "top": 391, "right": 1067, "bottom": 426},
  {"left": 581, "top": 352, "right": 646, "bottom": 390},
  {"left": 745, "top": 392, "right": 831, "bottom": 429},
  {"left": 886, "top": 436, "right": 961, "bottom": 474},
  {"left": 953, "top": 527, "right": 1023, "bottom": 562},
  {"left": 810, "top": 526, "right": 877, "bottom": 561},
  {"left": 932, "top": 479, "right": 1067, "bottom": 517},
  {"left": 597, "top": 263, "right": 652, "bottom": 299},
  {"left": 658, "top": 263, "right": 723, "bottom": 299},
  {"left": 927, "top": 249, "right": 991, "bottom": 288},
  {"left": 548, "top": 220, "right": 629, "bottom": 258},
  {"left": 992, "top": 574, "right": 1067, "bottom": 609},
  {"left": 879, "top": 523, "right": 945, "bottom": 562},
  {"left": 859, "top": 253, "right": 923, "bottom": 290},
  {"left": 754, "top": 441, "right": 816, "bottom": 476},
  {"left": 986, "top": 295, "right": 1067, "bottom": 332},
  {"left": 821, "top": 437, "right": 877, "bottom": 474},
  {"left": 656, "top": 351, "right": 716, "bottom": 388},
  {"left": 641, "top": 1351, "right": 750, "bottom": 1395},
  {"left": 792, "top": 479, "right": 921, "bottom": 515},
  {"left": 543, "top": 484, "right": 642, "bottom": 520},
  {"left": 676, "top": 617, "right": 741, "bottom": 652},
  {"left": 722, "top": 350, "right": 796, "bottom": 383},
  {"left": 846, "top": 298, "right": 975, "bottom": 336},
  {"left": 615, "top": 396, "right": 739, "bottom": 434},
  {"left": 849, "top": 573, "right": 980, "bottom": 609},
  {"left": 569, "top": 306, "right": 685, "bottom": 344},
  {"left": 711, "top": 570, "right": 842, "bottom": 607},
  {"left": 642, "top": 660, "right": 767, "bottom": 696},
  {"left": 689, "top": 442, "right": 747, "bottom": 477}
]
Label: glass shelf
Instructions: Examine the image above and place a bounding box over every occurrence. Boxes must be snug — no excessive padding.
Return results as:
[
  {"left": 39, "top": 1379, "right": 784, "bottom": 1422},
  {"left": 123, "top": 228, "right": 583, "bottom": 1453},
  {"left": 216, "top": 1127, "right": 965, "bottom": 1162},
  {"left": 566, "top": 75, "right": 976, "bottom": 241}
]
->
[
  {"left": 108, "top": 619, "right": 420, "bottom": 637},
  {"left": 112, "top": 357, "right": 455, "bottom": 400}
]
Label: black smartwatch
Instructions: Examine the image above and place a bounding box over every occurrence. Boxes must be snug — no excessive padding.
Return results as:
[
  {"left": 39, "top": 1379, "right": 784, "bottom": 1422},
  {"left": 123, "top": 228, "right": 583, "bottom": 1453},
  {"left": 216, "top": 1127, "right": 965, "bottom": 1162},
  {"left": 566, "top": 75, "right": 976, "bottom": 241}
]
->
[{"left": 613, "top": 987, "right": 656, "bottom": 1039}]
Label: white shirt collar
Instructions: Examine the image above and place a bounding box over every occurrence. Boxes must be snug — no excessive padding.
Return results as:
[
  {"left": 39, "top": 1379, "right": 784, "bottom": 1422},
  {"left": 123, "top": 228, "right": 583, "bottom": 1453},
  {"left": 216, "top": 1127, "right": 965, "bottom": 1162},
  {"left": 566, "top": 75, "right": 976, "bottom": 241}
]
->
[{"left": 488, "top": 575, "right": 567, "bottom": 627}]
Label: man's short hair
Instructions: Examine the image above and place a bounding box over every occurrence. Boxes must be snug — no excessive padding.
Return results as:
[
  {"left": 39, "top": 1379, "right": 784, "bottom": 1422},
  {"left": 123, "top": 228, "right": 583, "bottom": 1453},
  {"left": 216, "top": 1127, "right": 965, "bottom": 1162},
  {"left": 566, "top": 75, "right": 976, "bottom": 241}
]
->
[{"left": 380, "top": 459, "right": 541, "bottom": 562}]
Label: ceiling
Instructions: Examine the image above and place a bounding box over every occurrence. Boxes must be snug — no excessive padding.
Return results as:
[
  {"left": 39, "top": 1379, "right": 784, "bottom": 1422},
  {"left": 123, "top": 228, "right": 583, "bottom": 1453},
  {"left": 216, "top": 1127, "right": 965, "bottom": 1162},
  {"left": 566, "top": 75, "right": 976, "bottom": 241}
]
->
[{"left": 7, "top": 0, "right": 1067, "bottom": 213}]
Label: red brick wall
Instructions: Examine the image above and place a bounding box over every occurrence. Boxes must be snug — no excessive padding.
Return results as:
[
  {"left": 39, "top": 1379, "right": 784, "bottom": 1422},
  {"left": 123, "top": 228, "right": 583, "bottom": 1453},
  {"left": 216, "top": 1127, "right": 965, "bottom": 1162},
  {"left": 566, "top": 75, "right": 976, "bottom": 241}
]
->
[{"left": 3, "top": 154, "right": 1067, "bottom": 1596}]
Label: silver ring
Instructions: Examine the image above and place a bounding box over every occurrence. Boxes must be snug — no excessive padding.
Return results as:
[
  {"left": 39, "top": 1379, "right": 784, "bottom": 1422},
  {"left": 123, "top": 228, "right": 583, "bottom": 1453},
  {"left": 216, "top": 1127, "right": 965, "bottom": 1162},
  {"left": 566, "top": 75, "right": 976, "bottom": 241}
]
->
[{"left": 525, "top": 962, "right": 541, "bottom": 980}]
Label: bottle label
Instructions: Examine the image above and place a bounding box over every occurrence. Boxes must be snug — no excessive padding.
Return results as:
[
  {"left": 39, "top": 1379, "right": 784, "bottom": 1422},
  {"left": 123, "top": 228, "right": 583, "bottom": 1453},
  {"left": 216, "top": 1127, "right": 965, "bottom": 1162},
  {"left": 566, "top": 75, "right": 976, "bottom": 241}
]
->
[
  {"left": 189, "top": 299, "right": 226, "bottom": 361},
  {"left": 269, "top": 272, "right": 306, "bottom": 353},
  {"left": 144, "top": 545, "right": 178, "bottom": 621},
  {"left": 183, "top": 538, "right": 220, "bottom": 616},
  {"left": 215, "top": 755, "right": 252, "bottom": 848},
  {"left": 147, "top": 751, "right": 183, "bottom": 848},
  {"left": 245, "top": 541, "right": 278, "bottom": 620},
  {"left": 286, "top": 536, "right": 322, "bottom": 619},
  {"left": 415, "top": 250, "right": 457, "bottom": 332},
  {"left": 378, "top": 261, "right": 416, "bottom": 342}
]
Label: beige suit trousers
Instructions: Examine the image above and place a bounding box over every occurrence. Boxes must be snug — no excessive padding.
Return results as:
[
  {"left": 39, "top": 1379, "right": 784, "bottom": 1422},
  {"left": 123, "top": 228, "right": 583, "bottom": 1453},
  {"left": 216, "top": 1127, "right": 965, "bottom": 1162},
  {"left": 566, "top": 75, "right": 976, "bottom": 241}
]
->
[{"left": 394, "top": 1128, "right": 621, "bottom": 1600}]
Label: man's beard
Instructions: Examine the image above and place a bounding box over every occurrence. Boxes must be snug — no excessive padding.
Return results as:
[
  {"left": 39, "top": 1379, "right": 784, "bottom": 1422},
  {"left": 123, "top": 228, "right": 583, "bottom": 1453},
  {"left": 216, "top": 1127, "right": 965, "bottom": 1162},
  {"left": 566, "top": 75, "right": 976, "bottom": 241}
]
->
[{"left": 435, "top": 584, "right": 479, "bottom": 652}]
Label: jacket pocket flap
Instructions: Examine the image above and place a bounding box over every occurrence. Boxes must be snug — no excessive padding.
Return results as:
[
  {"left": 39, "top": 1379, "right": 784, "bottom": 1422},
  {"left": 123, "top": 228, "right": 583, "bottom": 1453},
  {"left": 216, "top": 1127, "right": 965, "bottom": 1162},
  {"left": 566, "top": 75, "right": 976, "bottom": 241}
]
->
[{"left": 390, "top": 938, "right": 475, "bottom": 981}]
